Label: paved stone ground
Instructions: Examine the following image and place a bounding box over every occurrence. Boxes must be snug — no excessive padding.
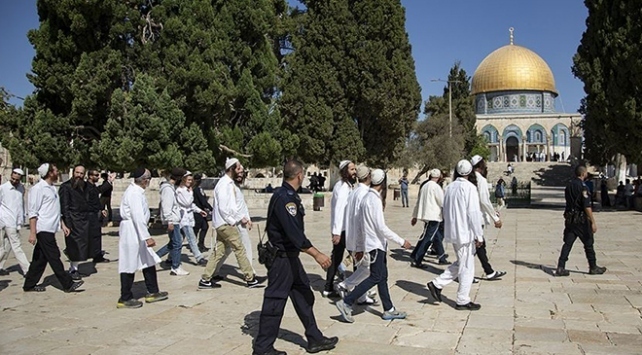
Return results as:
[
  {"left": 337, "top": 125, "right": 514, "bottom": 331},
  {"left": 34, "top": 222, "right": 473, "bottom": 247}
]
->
[{"left": 1, "top": 194, "right": 641, "bottom": 355}]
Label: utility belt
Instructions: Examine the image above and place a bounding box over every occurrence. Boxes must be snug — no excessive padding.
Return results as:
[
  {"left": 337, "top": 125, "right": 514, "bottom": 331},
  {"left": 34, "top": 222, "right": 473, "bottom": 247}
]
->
[
  {"left": 276, "top": 250, "right": 300, "bottom": 258},
  {"left": 564, "top": 210, "right": 587, "bottom": 225}
]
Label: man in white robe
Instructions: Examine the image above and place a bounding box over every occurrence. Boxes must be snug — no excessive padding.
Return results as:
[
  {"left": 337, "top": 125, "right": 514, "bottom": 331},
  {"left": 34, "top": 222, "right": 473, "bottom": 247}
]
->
[
  {"left": 118, "top": 168, "right": 167, "bottom": 309},
  {"left": 427, "top": 160, "right": 483, "bottom": 310}
]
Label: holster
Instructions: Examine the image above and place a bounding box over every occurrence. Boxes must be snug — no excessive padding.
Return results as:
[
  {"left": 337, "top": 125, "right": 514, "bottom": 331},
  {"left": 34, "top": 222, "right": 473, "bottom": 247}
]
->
[
  {"left": 257, "top": 240, "right": 278, "bottom": 269},
  {"left": 564, "top": 210, "right": 586, "bottom": 226}
]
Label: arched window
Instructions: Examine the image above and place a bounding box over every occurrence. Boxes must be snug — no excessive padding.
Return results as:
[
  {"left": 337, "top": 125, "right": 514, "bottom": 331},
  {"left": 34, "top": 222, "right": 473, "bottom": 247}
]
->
[
  {"left": 484, "top": 131, "right": 492, "bottom": 142},
  {"left": 526, "top": 131, "right": 531, "bottom": 142},
  {"left": 559, "top": 131, "right": 566, "bottom": 146},
  {"left": 535, "top": 130, "right": 542, "bottom": 142}
]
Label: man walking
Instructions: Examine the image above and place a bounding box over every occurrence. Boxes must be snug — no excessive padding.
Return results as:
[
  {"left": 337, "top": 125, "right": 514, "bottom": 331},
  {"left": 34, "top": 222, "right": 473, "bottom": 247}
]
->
[
  {"left": 23, "top": 163, "right": 84, "bottom": 293},
  {"left": 0, "top": 168, "right": 30, "bottom": 276},
  {"left": 193, "top": 173, "right": 212, "bottom": 252},
  {"left": 471, "top": 155, "right": 506, "bottom": 280},
  {"left": 323, "top": 160, "right": 356, "bottom": 297},
  {"left": 199, "top": 158, "right": 259, "bottom": 288},
  {"left": 59, "top": 165, "right": 92, "bottom": 280},
  {"left": 87, "top": 169, "right": 109, "bottom": 263},
  {"left": 426, "top": 160, "right": 483, "bottom": 310},
  {"left": 156, "top": 168, "right": 189, "bottom": 276},
  {"left": 117, "top": 168, "right": 168, "bottom": 308},
  {"left": 398, "top": 174, "right": 409, "bottom": 207},
  {"left": 253, "top": 159, "right": 337, "bottom": 355},
  {"left": 556, "top": 165, "right": 606, "bottom": 276},
  {"left": 335, "top": 169, "right": 412, "bottom": 323},
  {"left": 99, "top": 172, "right": 114, "bottom": 225},
  {"left": 410, "top": 168, "right": 449, "bottom": 267}
]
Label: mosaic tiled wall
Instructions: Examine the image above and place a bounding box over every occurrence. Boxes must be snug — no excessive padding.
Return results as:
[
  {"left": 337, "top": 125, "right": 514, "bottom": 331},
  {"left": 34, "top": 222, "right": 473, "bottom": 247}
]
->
[{"left": 475, "top": 91, "right": 556, "bottom": 114}]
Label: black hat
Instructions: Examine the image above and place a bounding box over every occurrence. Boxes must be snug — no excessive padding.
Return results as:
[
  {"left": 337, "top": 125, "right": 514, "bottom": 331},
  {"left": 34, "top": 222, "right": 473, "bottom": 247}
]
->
[
  {"left": 194, "top": 173, "right": 203, "bottom": 180},
  {"left": 131, "top": 167, "right": 146, "bottom": 179},
  {"left": 170, "top": 167, "right": 186, "bottom": 179}
]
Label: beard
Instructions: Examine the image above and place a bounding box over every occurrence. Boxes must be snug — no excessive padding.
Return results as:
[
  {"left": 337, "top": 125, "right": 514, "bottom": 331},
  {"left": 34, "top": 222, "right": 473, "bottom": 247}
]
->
[{"left": 72, "top": 177, "right": 85, "bottom": 190}]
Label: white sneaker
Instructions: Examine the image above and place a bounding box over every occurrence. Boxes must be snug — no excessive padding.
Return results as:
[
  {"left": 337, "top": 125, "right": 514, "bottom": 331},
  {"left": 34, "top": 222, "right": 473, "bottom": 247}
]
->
[
  {"left": 336, "top": 283, "right": 349, "bottom": 299},
  {"left": 170, "top": 267, "right": 189, "bottom": 276},
  {"left": 357, "top": 294, "right": 378, "bottom": 305}
]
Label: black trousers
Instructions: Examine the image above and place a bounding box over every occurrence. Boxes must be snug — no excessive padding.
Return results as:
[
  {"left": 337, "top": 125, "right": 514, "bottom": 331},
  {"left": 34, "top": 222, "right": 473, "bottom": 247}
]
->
[
  {"left": 557, "top": 222, "right": 596, "bottom": 269},
  {"left": 88, "top": 212, "right": 103, "bottom": 259},
  {"left": 119, "top": 266, "right": 159, "bottom": 301},
  {"left": 254, "top": 257, "right": 323, "bottom": 353},
  {"left": 193, "top": 213, "right": 209, "bottom": 247},
  {"left": 24, "top": 232, "right": 74, "bottom": 290},
  {"left": 100, "top": 196, "right": 112, "bottom": 222},
  {"left": 476, "top": 240, "right": 494, "bottom": 275},
  {"left": 324, "top": 231, "right": 346, "bottom": 291}
]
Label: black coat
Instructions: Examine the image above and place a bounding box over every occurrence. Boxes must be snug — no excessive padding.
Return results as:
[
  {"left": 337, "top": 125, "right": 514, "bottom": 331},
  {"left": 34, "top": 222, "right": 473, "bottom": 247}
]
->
[{"left": 59, "top": 180, "right": 92, "bottom": 261}]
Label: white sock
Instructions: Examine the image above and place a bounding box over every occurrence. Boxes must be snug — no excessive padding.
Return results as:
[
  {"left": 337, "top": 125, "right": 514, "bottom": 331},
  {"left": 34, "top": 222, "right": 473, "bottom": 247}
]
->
[{"left": 387, "top": 307, "right": 395, "bottom": 313}]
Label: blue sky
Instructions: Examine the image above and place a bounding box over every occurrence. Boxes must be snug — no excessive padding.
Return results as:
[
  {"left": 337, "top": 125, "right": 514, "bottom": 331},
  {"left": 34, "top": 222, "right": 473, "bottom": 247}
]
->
[{"left": 1, "top": 0, "right": 588, "bottom": 116}]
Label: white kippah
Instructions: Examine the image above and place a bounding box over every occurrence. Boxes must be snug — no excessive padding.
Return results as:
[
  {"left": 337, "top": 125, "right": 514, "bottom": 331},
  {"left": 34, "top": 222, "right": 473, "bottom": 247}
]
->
[
  {"left": 471, "top": 155, "right": 483, "bottom": 167},
  {"left": 339, "top": 160, "right": 351, "bottom": 170},
  {"left": 225, "top": 158, "right": 239, "bottom": 170},
  {"left": 456, "top": 160, "right": 473, "bottom": 176},
  {"left": 429, "top": 169, "right": 441, "bottom": 178},
  {"left": 370, "top": 169, "right": 385, "bottom": 185},
  {"left": 37, "top": 163, "right": 50, "bottom": 178},
  {"left": 12, "top": 168, "right": 25, "bottom": 176}
]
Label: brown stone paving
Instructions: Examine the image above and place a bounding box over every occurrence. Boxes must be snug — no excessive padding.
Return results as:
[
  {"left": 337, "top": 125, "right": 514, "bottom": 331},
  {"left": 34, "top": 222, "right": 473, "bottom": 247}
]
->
[{"left": 0, "top": 193, "right": 641, "bottom": 354}]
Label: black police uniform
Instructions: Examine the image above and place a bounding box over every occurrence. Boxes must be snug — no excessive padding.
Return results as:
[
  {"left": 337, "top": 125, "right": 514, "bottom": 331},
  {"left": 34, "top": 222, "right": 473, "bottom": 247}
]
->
[
  {"left": 253, "top": 182, "right": 324, "bottom": 353},
  {"left": 557, "top": 177, "right": 597, "bottom": 269}
]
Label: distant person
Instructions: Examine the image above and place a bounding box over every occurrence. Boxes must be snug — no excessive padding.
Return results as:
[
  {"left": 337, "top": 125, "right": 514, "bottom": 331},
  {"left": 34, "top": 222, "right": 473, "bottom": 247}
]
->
[
  {"left": 317, "top": 174, "right": 326, "bottom": 191},
  {"left": 615, "top": 181, "right": 625, "bottom": 207},
  {"left": 624, "top": 179, "right": 634, "bottom": 209},
  {"left": 511, "top": 176, "right": 518, "bottom": 196},
  {"left": 310, "top": 172, "right": 319, "bottom": 192},
  {"left": 265, "top": 183, "right": 274, "bottom": 193},
  {"left": 0, "top": 169, "right": 30, "bottom": 276},
  {"left": 99, "top": 172, "right": 114, "bottom": 225},
  {"left": 398, "top": 174, "right": 409, "bottom": 208},
  {"left": 600, "top": 179, "right": 611, "bottom": 208},
  {"left": 495, "top": 177, "right": 506, "bottom": 208}
]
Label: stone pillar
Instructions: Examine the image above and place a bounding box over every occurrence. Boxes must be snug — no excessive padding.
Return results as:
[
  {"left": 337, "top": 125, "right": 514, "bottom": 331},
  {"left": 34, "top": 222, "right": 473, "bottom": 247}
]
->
[
  {"left": 498, "top": 136, "right": 503, "bottom": 162},
  {"left": 546, "top": 134, "right": 552, "bottom": 162},
  {"left": 522, "top": 136, "right": 527, "bottom": 162}
]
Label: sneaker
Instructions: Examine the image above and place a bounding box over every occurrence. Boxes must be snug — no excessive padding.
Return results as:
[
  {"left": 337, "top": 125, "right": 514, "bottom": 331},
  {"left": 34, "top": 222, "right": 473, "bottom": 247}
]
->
[
  {"left": 485, "top": 271, "right": 506, "bottom": 280},
  {"left": 306, "top": 336, "right": 339, "bottom": 353},
  {"left": 555, "top": 267, "right": 570, "bottom": 277},
  {"left": 198, "top": 279, "right": 222, "bottom": 289},
  {"left": 455, "top": 302, "right": 481, "bottom": 311},
  {"left": 64, "top": 280, "right": 85, "bottom": 293},
  {"left": 145, "top": 291, "right": 169, "bottom": 303},
  {"left": 247, "top": 278, "right": 263, "bottom": 288},
  {"left": 24, "top": 285, "right": 46, "bottom": 292},
  {"left": 322, "top": 290, "right": 340, "bottom": 298},
  {"left": 367, "top": 290, "right": 377, "bottom": 298},
  {"left": 588, "top": 266, "right": 607, "bottom": 275},
  {"left": 335, "top": 300, "right": 354, "bottom": 323},
  {"left": 170, "top": 267, "right": 189, "bottom": 276},
  {"left": 382, "top": 309, "right": 407, "bottom": 320},
  {"left": 197, "top": 258, "right": 208, "bottom": 266},
  {"left": 410, "top": 261, "right": 428, "bottom": 269},
  {"left": 117, "top": 298, "right": 143, "bottom": 309},
  {"left": 357, "top": 294, "right": 378, "bottom": 305},
  {"left": 336, "top": 284, "right": 349, "bottom": 299}
]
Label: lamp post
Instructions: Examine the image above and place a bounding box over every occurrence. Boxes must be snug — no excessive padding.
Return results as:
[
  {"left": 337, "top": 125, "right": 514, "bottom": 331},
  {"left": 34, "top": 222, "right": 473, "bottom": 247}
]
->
[{"left": 431, "top": 79, "right": 461, "bottom": 138}]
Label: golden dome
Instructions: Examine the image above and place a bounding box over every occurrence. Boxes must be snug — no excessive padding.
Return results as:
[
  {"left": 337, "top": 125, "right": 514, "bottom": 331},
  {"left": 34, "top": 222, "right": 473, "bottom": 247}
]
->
[{"left": 471, "top": 43, "right": 557, "bottom": 95}]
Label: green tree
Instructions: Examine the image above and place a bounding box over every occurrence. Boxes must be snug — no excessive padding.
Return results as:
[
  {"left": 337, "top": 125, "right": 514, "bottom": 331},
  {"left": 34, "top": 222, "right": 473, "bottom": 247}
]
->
[
  {"left": 92, "top": 74, "right": 215, "bottom": 172},
  {"left": 572, "top": 0, "right": 642, "bottom": 165}
]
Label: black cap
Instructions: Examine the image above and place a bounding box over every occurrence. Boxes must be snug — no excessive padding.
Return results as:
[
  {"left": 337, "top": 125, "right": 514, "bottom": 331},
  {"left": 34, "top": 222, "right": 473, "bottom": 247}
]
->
[
  {"left": 131, "top": 167, "right": 146, "bottom": 179},
  {"left": 194, "top": 173, "right": 203, "bottom": 180}
]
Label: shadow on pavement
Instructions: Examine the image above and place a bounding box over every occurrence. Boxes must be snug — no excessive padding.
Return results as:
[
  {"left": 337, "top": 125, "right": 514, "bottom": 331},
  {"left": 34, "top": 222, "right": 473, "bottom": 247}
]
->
[
  {"left": 241, "top": 310, "right": 308, "bottom": 350},
  {"left": 0, "top": 279, "right": 10, "bottom": 292}
]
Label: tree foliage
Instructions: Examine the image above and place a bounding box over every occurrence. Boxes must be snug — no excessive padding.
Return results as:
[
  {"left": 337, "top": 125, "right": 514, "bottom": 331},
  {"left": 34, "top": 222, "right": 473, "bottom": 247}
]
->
[{"left": 573, "top": 0, "right": 642, "bottom": 165}]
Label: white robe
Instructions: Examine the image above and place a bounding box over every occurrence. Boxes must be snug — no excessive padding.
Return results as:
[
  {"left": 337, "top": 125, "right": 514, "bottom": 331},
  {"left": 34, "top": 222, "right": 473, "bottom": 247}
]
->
[{"left": 118, "top": 183, "right": 161, "bottom": 273}]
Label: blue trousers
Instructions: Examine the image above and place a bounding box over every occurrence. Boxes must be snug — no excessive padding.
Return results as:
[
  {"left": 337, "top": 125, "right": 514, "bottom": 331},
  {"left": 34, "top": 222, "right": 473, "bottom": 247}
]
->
[
  {"left": 344, "top": 249, "right": 393, "bottom": 311},
  {"left": 156, "top": 227, "right": 182, "bottom": 269},
  {"left": 410, "top": 221, "right": 446, "bottom": 264}
]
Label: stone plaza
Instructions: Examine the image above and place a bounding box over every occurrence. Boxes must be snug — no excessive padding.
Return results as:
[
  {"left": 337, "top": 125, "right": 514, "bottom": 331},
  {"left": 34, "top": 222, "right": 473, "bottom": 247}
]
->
[{"left": 1, "top": 192, "right": 641, "bottom": 355}]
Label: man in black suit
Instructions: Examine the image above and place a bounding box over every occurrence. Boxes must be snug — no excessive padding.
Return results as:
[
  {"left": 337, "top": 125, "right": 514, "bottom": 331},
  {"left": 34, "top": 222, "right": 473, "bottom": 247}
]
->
[
  {"left": 99, "top": 172, "right": 114, "bottom": 225},
  {"left": 193, "top": 173, "right": 213, "bottom": 252}
]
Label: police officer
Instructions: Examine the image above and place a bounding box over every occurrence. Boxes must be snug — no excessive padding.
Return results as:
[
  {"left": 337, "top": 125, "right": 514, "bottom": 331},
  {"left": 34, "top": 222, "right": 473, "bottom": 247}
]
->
[
  {"left": 253, "top": 159, "right": 338, "bottom": 355},
  {"left": 556, "top": 165, "right": 606, "bottom": 276}
]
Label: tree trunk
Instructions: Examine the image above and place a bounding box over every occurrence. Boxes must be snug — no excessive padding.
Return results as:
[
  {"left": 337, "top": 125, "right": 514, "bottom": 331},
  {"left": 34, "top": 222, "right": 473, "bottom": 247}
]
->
[{"left": 411, "top": 164, "right": 429, "bottom": 184}]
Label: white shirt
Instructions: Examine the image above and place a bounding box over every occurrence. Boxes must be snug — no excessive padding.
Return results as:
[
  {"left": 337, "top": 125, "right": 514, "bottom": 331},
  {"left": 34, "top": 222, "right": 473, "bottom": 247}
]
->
[
  {"left": 0, "top": 181, "right": 25, "bottom": 229},
  {"left": 475, "top": 171, "right": 500, "bottom": 226},
  {"left": 361, "top": 188, "right": 406, "bottom": 252},
  {"left": 235, "top": 184, "right": 250, "bottom": 222},
  {"left": 344, "top": 183, "right": 370, "bottom": 252},
  {"left": 213, "top": 174, "right": 244, "bottom": 229},
  {"left": 412, "top": 180, "right": 444, "bottom": 222},
  {"left": 443, "top": 178, "right": 484, "bottom": 245},
  {"left": 331, "top": 180, "right": 352, "bottom": 235},
  {"left": 175, "top": 186, "right": 203, "bottom": 228},
  {"left": 28, "top": 179, "right": 60, "bottom": 234}
]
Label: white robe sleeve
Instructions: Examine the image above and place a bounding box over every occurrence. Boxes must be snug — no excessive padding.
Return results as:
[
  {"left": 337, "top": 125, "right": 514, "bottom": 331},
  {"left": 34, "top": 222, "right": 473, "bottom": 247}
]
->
[{"left": 129, "top": 193, "right": 151, "bottom": 241}]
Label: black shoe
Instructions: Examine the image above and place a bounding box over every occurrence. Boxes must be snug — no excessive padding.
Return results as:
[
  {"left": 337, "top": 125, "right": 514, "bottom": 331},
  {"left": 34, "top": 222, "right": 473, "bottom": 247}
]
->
[
  {"left": 64, "top": 280, "right": 85, "bottom": 293},
  {"left": 455, "top": 302, "right": 481, "bottom": 310},
  {"left": 93, "top": 257, "right": 110, "bottom": 263},
  {"left": 69, "top": 271, "right": 82, "bottom": 281},
  {"left": 556, "top": 267, "right": 570, "bottom": 277},
  {"left": 306, "top": 336, "right": 338, "bottom": 353},
  {"left": 24, "top": 285, "right": 46, "bottom": 292},
  {"left": 197, "top": 258, "right": 208, "bottom": 266},
  {"left": 589, "top": 266, "right": 607, "bottom": 275},
  {"left": 438, "top": 259, "right": 451, "bottom": 265},
  {"left": 252, "top": 349, "right": 287, "bottom": 355},
  {"left": 427, "top": 281, "right": 442, "bottom": 302},
  {"left": 247, "top": 278, "right": 264, "bottom": 288},
  {"left": 0, "top": 269, "right": 9, "bottom": 276},
  {"left": 322, "top": 290, "right": 340, "bottom": 298},
  {"left": 410, "top": 261, "right": 428, "bottom": 269},
  {"left": 198, "top": 279, "right": 221, "bottom": 289}
]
